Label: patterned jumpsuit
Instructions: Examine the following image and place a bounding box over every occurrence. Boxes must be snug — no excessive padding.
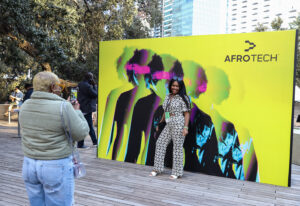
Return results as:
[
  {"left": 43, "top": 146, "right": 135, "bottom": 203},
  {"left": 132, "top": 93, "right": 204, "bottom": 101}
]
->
[{"left": 153, "top": 94, "right": 190, "bottom": 177}]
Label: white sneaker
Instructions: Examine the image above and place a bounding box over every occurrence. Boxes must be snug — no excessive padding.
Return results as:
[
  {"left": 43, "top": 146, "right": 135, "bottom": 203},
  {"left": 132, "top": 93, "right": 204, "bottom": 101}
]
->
[
  {"left": 149, "top": 171, "right": 158, "bottom": 177},
  {"left": 169, "top": 175, "right": 180, "bottom": 179}
]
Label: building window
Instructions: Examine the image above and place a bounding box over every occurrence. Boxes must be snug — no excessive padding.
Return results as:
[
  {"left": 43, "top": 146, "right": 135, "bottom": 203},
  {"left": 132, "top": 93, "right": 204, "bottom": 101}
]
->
[
  {"left": 164, "top": 16, "right": 172, "bottom": 21},
  {"left": 164, "top": 0, "right": 172, "bottom": 6},
  {"left": 252, "top": 19, "right": 257, "bottom": 21},
  {"left": 253, "top": 12, "right": 257, "bottom": 15},
  {"left": 232, "top": 18, "right": 237, "bottom": 20},
  {"left": 164, "top": 5, "right": 172, "bottom": 11},
  {"left": 242, "top": 6, "right": 247, "bottom": 8},
  {"left": 276, "top": 13, "right": 282, "bottom": 16},
  {"left": 241, "top": 22, "right": 246, "bottom": 24},
  {"left": 242, "top": 16, "right": 246, "bottom": 18},
  {"left": 242, "top": 11, "right": 247, "bottom": 13},
  {"left": 164, "top": 10, "right": 172, "bottom": 16},
  {"left": 232, "top": 13, "right": 237, "bottom": 16},
  {"left": 164, "top": 21, "right": 172, "bottom": 26},
  {"left": 264, "top": 4, "right": 270, "bottom": 7},
  {"left": 253, "top": 2, "right": 258, "bottom": 5},
  {"left": 289, "top": 16, "right": 296, "bottom": 18},
  {"left": 252, "top": 8, "right": 257, "bottom": 10},
  {"left": 164, "top": 28, "right": 172, "bottom": 32},
  {"left": 264, "top": 16, "right": 269, "bottom": 19},
  {"left": 264, "top": 10, "right": 269, "bottom": 12}
]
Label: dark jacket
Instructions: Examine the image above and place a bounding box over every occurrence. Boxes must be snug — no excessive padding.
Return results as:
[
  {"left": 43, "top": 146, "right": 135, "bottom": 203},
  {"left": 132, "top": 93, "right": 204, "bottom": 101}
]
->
[
  {"left": 78, "top": 80, "right": 98, "bottom": 114},
  {"left": 23, "top": 88, "right": 34, "bottom": 103}
]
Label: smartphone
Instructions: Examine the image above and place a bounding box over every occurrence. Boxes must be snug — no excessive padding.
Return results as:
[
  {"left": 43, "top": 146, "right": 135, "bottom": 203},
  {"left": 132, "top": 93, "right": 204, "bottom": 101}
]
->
[{"left": 70, "top": 88, "right": 78, "bottom": 104}]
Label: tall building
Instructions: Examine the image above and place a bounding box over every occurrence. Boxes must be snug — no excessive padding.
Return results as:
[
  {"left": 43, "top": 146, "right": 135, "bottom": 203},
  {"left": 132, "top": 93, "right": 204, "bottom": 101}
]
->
[
  {"left": 154, "top": 0, "right": 225, "bottom": 37},
  {"left": 153, "top": 0, "right": 163, "bottom": 38},
  {"left": 162, "top": 0, "right": 174, "bottom": 37},
  {"left": 171, "top": 0, "right": 194, "bottom": 36},
  {"left": 227, "top": 0, "right": 300, "bottom": 33},
  {"left": 172, "top": 0, "right": 225, "bottom": 36}
]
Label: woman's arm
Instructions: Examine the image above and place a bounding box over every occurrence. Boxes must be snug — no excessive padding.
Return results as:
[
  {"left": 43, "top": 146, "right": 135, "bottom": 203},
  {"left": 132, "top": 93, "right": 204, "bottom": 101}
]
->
[
  {"left": 63, "top": 102, "right": 89, "bottom": 141},
  {"left": 156, "top": 95, "right": 169, "bottom": 131},
  {"left": 156, "top": 113, "right": 165, "bottom": 132},
  {"left": 159, "top": 113, "right": 165, "bottom": 123},
  {"left": 183, "top": 111, "right": 190, "bottom": 136}
]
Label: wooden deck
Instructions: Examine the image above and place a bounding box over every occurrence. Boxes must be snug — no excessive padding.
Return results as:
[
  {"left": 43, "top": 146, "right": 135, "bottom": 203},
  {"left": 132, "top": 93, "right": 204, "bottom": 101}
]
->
[{"left": 0, "top": 120, "right": 300, "bottom": 206}]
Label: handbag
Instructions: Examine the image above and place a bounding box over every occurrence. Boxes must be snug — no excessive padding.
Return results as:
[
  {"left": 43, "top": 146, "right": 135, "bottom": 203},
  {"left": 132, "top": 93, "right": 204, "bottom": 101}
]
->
[{"left": 60, "top": 102, "right": 86, "bottom": 179}]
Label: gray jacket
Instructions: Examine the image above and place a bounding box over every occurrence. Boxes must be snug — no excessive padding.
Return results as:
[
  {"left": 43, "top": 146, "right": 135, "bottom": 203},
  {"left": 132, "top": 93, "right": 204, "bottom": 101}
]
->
[{"left": 19, "top": 91, "right": 89, "bottom": 160}]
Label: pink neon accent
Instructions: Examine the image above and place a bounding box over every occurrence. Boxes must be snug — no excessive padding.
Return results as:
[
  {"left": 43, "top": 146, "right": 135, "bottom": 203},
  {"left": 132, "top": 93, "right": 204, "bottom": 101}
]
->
[
  {"left": 152, "top": 71, "right": 170, "bottom": 80},
  {"left": 222, "top": 122, "right": 227, "bottom": 132},
  {"left": 198, "top": 82, "right": 207, "bottom": 93},
  {"left": 125, "top": 64, "right": 150, "bottom": 74}
]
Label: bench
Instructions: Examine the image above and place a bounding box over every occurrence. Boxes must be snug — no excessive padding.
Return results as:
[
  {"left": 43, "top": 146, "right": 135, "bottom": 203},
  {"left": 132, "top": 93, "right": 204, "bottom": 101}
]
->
[
  {"left": 0, "top": 104, "right": 20, "bottom": 137},
  {"left": 9, "top": 109, "right": 20, "bottom": 137},
  {"left": 0, "top": 104, "right": 18, "bottom": 121}
]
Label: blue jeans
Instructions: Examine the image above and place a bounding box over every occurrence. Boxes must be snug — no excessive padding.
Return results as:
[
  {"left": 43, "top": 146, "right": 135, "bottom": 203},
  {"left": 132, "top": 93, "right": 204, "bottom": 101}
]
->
[{"left": 22, "top": 156, "right": 74, "bottom": 206}]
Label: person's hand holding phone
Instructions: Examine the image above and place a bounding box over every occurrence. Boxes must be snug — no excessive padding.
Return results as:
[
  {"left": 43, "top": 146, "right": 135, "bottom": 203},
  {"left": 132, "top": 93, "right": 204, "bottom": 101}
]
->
[
  {"left": 72, "top": 100, "right": 80, "bottom": 110},
  {"left": 90, "top": 78, "right": 96, "bottom": 86},
  {"left": 70, "top": 88, "right": 78, "bottom": 104}
]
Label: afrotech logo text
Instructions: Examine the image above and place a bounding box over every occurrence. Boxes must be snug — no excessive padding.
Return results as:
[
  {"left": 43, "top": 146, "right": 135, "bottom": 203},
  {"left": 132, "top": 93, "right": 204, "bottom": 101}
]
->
[{"left": 224, "top": 40, "right": 278, "bottom": 63}]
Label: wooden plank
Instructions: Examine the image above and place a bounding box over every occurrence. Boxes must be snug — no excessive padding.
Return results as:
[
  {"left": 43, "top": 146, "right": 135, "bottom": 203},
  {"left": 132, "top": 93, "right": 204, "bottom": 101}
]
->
[{"left": 1, "top": 120, "right": 300, "bottom": 206}]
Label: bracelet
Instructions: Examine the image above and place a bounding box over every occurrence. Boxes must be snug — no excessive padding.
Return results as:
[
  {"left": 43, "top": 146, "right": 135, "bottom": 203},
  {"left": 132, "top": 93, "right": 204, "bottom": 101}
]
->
[{"left": 184, "top": 126, "right": 188, "bottom": 130}]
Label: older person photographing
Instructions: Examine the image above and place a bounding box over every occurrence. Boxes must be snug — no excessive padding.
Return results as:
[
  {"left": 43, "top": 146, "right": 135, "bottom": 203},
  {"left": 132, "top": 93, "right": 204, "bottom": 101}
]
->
[{"left": 19, "top": 71, "right": 89, "bottom": 206}]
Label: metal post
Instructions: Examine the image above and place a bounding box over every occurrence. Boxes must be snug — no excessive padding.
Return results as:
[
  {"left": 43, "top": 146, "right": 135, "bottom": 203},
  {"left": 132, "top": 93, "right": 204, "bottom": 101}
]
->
[
  {"left": 8, "top": 110, "right": 10, "bottom": 124},
  {"left": 17, "top": 111, "right": 20, "bottom": 138}
]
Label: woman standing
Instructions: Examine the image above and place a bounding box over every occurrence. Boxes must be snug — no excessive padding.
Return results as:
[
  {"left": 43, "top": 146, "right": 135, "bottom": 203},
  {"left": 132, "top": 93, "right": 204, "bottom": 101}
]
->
[
  {"left": 150, "top": 79, "right": 190, "bottom": 179},
  {"left": 19, "top": 71, "right": 89, "bottom": 206}
]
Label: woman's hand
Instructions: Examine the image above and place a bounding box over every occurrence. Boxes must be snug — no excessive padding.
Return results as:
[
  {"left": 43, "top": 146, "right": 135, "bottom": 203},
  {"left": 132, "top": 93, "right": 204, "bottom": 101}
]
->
[
  {"left": 183, "top": 127, "right": 188, "bottom": 136},
  {"left": 72, "top": 100, "right": 80, "bottom": 110},
  {"left": 183, "top": 111, "right": 190, "bottom": 136}
]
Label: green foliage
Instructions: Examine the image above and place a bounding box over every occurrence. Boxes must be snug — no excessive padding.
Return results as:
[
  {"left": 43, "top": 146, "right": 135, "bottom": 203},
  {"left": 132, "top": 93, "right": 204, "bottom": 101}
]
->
[
  {"left": 136, "top": 0, "right": 162, "bottom": 28},
  {"left": 0, "top": 0, "right": 162, "bottom": 103},
  {"left": 124, "top": 17, "right": 151, "bottom": 39},
  {"left": 271, "top": 17, "right": 285, "bottom": 31},
  {"left": 0, "top": 0, "right": 85, "bottom": 88},
  {"left": 254, "top": 23, "right": 268, "bottom": 32}
]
